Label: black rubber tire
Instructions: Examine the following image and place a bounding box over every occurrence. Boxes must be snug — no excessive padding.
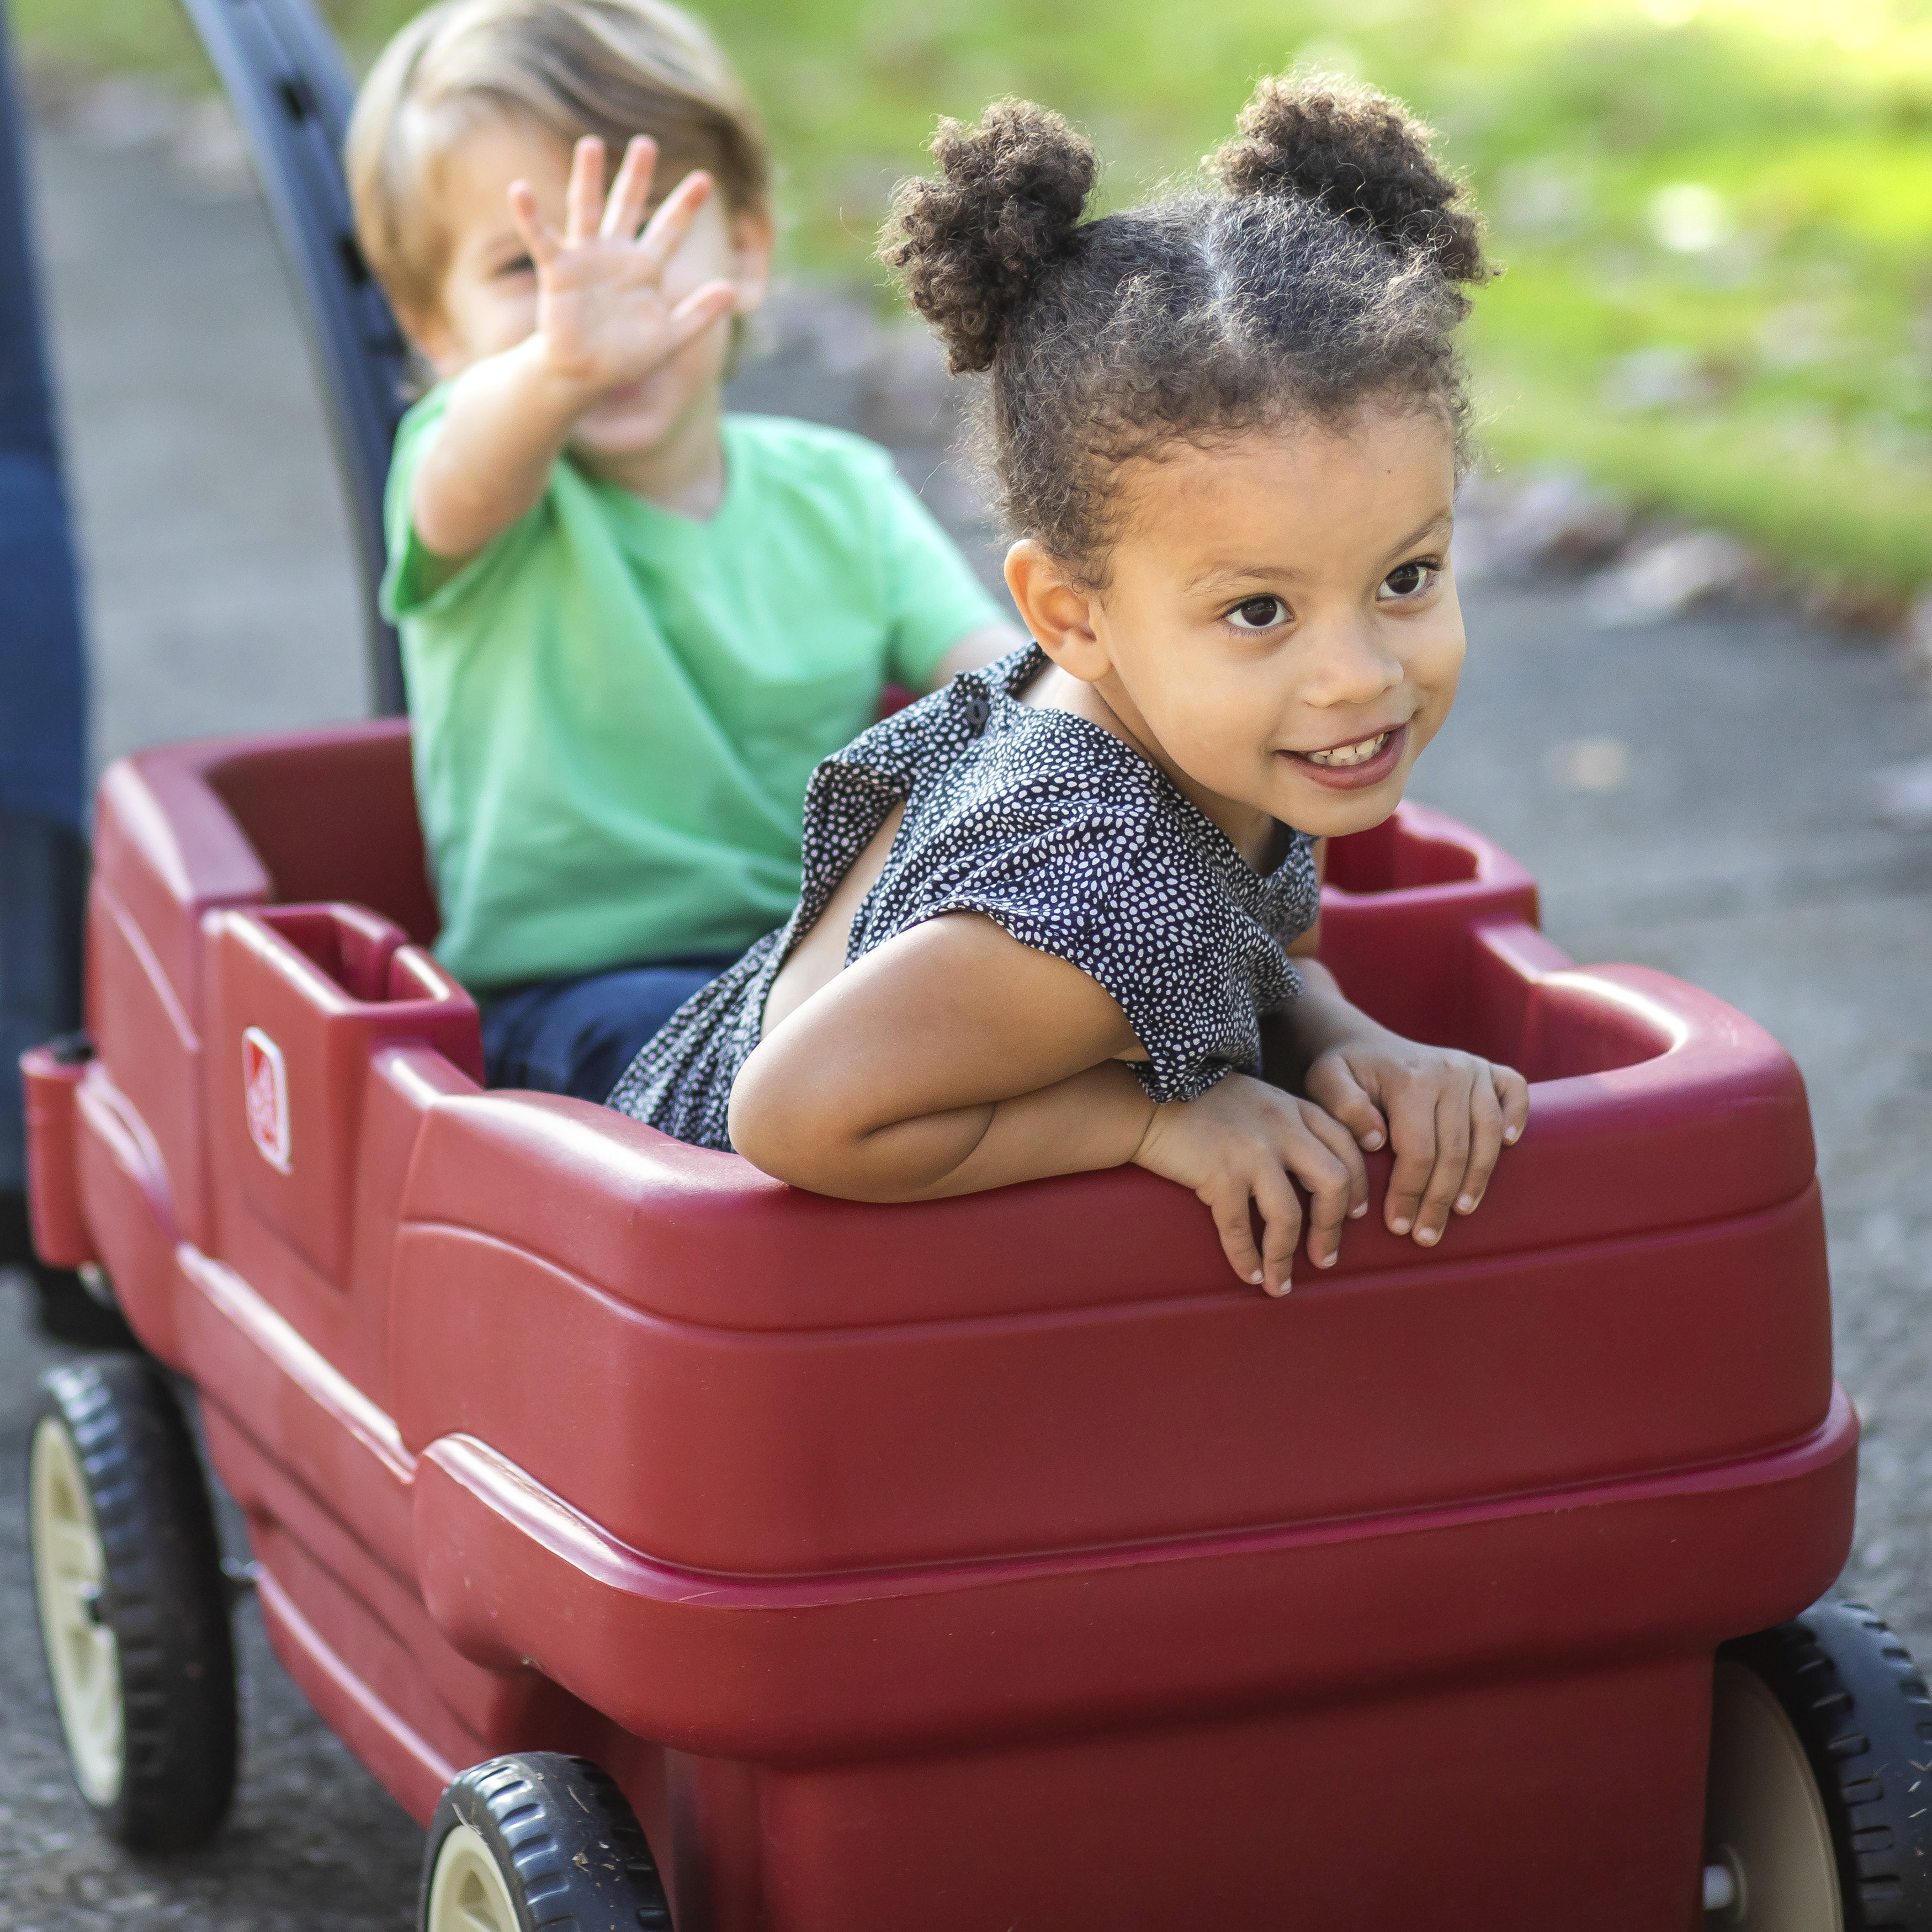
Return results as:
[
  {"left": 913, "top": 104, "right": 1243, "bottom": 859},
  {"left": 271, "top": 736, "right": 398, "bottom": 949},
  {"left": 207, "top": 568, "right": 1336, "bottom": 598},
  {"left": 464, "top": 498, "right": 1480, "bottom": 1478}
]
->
[
  {"left": 1722, "top": 1596, "right": 1932, "bottom": 1929},
  {"left": 420, "top": 1753, "right": 674, "bottom": 1931},
  {"left": 29, "top": 1356, "right": 239, "bottom": 1851}
]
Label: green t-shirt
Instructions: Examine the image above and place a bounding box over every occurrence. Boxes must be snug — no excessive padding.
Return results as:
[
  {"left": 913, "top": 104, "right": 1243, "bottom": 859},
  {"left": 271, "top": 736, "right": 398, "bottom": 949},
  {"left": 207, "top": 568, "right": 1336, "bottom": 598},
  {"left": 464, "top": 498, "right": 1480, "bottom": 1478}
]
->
[{"left": 381, "top": 393, "right": 1004, "bottom": 992}]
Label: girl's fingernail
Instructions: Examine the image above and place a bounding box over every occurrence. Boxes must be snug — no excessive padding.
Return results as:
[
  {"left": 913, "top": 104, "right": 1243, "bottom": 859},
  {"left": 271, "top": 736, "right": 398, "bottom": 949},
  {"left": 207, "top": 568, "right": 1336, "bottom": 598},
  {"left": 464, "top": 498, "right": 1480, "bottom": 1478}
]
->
[
  {"left": 1390, "top": 1217, "right": 1411, "bottom": 1235},
  {"left": 1249, "top": 1269, "right": 1265, "bottom": 1285},
  {"left": 1350, "top": 1202, "right": 1368, "bottom": 1219},
  {"left": 1363, "top": 1132, "right": 1384, "bottom": 1150},
  {"left": 1318, "top": 1251, "right": 1336, "bottom": 1267},
  {"left": 1504, "top": 1125, "right": 1520, "bottom": 1143},
  {"left": 1456, "top": 1193, "right": 1474, "bottom": 1213},
  {"left": 1415, "top": 1225, "right": 1439, "bottom": 1246}
]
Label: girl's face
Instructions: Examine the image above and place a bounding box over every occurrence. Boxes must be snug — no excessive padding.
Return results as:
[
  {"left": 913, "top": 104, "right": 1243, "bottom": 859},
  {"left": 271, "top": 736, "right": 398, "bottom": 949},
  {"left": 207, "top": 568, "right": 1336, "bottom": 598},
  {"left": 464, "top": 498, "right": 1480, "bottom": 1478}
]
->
[
  {"left": 1009, "top": 406, "right": 1466, "bottom": 859},
  {"left": 408, "top": 114, "right": 769, "bottom": 460}
]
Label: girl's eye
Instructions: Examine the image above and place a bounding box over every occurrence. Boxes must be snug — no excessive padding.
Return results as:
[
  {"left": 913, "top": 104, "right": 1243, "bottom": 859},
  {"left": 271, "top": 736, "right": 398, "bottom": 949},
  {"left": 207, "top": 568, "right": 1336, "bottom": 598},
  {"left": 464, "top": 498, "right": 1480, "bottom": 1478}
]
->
[
  {"left": 1379, "top": 560, "right": 1439, "bottom": 602},
  {"left": 495, "top": 254, "right": 537, "bottom": 279},
  {"left": 1227, "top": 595, "right": 1288, "bottom": 632}
]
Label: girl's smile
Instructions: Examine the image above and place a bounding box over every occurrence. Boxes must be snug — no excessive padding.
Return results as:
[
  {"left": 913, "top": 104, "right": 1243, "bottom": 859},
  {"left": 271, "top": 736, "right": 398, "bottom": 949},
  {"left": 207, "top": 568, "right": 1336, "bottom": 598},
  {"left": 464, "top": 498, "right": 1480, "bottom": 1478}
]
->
[{"left": 1282, "top": 723, "right": 1407, "bottom": 788}]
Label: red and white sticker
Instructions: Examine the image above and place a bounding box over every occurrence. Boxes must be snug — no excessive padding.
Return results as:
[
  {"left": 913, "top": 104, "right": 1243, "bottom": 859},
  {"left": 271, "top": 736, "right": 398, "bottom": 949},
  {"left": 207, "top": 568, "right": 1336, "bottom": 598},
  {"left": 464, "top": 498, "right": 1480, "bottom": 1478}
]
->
[{"left": 242, "top": 1027, "right": 291, "bottom": 1173}]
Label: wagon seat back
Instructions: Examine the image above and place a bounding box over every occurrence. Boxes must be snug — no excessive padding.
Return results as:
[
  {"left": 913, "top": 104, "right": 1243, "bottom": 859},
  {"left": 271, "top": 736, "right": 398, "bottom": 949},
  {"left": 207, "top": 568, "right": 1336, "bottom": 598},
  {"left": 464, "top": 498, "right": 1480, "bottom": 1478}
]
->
[{"left": 72, "top": 720, "right": 473, "bottom": 1418}]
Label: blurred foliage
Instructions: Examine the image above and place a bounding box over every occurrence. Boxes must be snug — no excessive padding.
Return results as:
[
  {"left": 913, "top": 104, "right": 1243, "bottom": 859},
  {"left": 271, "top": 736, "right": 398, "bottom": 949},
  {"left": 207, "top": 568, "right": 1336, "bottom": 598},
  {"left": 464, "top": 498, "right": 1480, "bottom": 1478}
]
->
[{"left": 15, "top": 0, "right": 1932, "bottom": 588}]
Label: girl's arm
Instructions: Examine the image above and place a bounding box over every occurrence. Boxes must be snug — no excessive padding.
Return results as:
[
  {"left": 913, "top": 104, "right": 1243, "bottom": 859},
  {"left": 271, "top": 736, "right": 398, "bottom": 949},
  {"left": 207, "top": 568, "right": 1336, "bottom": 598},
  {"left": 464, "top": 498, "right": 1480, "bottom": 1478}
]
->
[
  {"left": 412, "top": 139, "right": 738, "bottom": 561},
  {"left": 729, "top": 911, "right": 1366, "bottom": 1297}
]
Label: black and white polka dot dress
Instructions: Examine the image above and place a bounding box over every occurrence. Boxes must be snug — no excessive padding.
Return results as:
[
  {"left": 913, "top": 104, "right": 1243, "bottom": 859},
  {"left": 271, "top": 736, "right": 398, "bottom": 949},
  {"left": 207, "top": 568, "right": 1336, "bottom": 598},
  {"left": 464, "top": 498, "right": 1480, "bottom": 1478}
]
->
[{"left": 606, "top": 644, "right": 1320, "bottom": 1148}]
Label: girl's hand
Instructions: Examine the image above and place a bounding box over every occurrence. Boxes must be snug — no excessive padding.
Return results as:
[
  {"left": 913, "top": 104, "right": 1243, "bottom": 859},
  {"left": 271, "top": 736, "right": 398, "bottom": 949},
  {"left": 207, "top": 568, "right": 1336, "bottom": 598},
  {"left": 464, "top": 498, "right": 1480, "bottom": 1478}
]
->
[
  {"left": 1132, "top": 1073, "right": 1369, "bottom": 1297},
  {"left": 1302, "top": 1030, "right": 1528, "bottom": 1249},
  {"left": 508, "top": 135, "right": 739, "bottom": 396}
]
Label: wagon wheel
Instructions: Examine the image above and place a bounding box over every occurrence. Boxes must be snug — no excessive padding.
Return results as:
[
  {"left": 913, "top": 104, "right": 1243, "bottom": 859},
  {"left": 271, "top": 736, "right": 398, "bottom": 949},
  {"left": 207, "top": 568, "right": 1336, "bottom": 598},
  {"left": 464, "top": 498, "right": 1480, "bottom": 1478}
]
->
[
  {"left": 28, "top": 1356, "right": 239, "bottom": 1851},
  {"left": 1705, "top": 1597, "right": 1932, "bottom": 1929},
  {"left": 421, "top": 1754, "right": 673, "bottom": 1931}
]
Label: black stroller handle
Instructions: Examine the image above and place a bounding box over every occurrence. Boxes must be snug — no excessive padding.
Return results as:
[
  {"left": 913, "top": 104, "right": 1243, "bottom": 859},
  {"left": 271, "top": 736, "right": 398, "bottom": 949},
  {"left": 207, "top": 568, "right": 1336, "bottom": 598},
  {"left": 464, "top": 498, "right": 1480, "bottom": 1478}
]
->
[{"left": 176, "top": 0, "right": 412, "bottom": 715}]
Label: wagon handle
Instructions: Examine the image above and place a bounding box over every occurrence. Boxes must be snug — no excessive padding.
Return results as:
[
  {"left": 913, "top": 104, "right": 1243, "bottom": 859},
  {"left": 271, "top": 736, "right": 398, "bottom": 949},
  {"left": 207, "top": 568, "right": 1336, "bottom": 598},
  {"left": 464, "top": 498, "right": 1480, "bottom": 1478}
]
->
[{"left": 174, "top": 0, "right": 411, "bottom": 716}]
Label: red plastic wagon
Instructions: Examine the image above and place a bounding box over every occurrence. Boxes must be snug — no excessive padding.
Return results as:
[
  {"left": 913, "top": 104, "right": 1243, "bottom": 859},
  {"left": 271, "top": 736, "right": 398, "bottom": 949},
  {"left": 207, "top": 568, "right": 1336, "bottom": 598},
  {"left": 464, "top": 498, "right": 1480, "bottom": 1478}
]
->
[{"left": 20, "top": 716, "right": 1932, "bottom": 1932}]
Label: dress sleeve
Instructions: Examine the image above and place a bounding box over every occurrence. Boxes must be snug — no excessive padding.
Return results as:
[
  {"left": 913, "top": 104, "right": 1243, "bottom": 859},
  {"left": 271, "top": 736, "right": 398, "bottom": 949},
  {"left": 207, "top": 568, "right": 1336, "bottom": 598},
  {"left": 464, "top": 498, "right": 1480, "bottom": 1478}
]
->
[
  {"left": 1274, "top": 831, "right": 1323, "bottom": 946},
  {"left": 868, "top": 461, "right": 1009, "bottom": 691},
  {"left": 911, "top": 806, "right": 1249, "bottom": 1104},
  {"left": 379, "top": 385, "right": 543, "bottom": 625}
]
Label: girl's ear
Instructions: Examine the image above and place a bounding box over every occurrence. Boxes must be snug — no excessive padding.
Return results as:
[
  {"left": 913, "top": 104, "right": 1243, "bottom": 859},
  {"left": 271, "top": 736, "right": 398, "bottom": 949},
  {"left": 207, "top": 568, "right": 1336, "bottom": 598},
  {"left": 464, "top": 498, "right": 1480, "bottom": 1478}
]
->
[{"left": 1005, "top": 540, "right": 1111, "bottom": 681}]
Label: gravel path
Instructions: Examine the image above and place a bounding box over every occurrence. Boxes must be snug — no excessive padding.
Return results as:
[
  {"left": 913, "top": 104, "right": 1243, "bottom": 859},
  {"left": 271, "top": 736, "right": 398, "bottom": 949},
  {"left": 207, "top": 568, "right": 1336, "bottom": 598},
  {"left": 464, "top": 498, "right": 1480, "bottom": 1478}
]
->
[{"left": 3, "top": 89, "right": 1928, "bottom": 1928}]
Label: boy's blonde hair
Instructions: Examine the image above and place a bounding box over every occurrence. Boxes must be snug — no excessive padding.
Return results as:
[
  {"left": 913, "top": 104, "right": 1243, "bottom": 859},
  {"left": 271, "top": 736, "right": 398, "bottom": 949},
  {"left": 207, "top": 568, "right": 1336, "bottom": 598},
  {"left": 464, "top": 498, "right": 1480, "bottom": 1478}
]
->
[{"left": 347, "top": 0, "right": 768, "bottom": 326}]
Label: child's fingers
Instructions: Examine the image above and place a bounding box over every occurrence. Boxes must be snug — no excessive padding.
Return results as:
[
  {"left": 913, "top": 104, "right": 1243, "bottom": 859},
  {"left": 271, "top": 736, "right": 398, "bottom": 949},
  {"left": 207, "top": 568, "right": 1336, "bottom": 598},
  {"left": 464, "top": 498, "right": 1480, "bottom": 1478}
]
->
[
  {"left": 1452, "top": 1068, "right": 1508, "bottom": 1216},
  {"left": 1202, "top": 1176, "right": 1270, "bottom": 1294},
  {"left": 1286, "top": 1139, "right": 1354, "bottom": 1272},
  {"left": 665, "top": 279, "right": 740, "bottom": 349},
  {"left": 634, "top": 169, "right": 716, "bottom": 278},
  {"left": 601, "top": 134, "right": 658, "bottom": 241},
  {"left": 565, "top": 135, "right": 606, "bottom": 243},
  {"left": 1297, "top": 1102, "right": 1370, "bottom": 1235},
  {"left": 1304, "top": 1057, "right": 1387, "bottom": 1153},
  {"left": 1250, "top": 1165, "right": 1303, "bottom": 1297},
  {"left": 1495, "top": 1064, "right": 1530, "bottom": 1146},
  {"left": 506, "top": 182, "right": 561, "bottom": 269},
  {"left": 1379, "top": 1085, "right": 1440, "bottom": 1239},
  {"left": 1408, "top": 1079, "right": 1474, "bottom": 1247}
]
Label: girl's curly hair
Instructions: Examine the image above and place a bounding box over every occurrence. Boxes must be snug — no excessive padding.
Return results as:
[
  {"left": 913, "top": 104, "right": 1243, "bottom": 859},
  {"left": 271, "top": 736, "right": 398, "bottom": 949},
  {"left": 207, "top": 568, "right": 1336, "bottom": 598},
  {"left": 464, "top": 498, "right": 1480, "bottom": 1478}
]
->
[{"left": 880, "top": 76, "right": 1490, "bottom": 583}]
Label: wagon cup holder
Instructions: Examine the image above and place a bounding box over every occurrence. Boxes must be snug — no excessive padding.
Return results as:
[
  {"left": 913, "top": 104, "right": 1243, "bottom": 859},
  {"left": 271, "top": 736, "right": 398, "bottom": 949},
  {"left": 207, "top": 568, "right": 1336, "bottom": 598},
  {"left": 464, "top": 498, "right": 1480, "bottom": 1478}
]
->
[
  {"left": 202, "top": 901, "right": 481, "bottom": 1286},
  {"left": 248, "top": 902, "right": 427, "bottom": 1006},
  {"left": 1323, "top": 806, "right": 1503, "bottom": 895},
  {"left": 1318, "top": 805, "right": 1691, "bottom": 1086}
]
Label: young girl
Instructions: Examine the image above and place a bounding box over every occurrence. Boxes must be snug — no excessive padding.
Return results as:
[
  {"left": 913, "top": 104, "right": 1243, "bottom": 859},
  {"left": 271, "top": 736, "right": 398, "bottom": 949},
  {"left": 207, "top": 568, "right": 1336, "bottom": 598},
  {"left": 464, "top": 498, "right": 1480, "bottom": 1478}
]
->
[{"left": 609, "top": 77, "right": 1530, "bottom": 1293}]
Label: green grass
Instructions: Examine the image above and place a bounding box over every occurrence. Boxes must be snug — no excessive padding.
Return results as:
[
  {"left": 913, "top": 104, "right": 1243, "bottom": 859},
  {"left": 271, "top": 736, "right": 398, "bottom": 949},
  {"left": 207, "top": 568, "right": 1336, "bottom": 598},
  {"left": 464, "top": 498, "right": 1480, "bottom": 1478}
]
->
[{"left": 18, "top": 0, "right": 1932, "bottom": 592}]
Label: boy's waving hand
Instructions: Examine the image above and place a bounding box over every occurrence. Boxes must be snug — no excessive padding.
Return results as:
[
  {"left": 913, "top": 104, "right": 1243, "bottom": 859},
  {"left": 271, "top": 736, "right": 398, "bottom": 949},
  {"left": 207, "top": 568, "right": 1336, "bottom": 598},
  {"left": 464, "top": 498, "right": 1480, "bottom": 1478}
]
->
[
  {"left": 508, "top": 136, "right": 739, "bottom": 395},
  {"left": 409, "top": 126, "right": 760, "bottom": 562}
]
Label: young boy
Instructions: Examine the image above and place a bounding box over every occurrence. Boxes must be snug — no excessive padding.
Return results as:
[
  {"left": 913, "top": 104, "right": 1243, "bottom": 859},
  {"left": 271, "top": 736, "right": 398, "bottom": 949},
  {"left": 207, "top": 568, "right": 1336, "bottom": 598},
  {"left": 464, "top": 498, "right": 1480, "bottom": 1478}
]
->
[{"left": 346, "top": 0, "right": 1017, "bottom": 1100}]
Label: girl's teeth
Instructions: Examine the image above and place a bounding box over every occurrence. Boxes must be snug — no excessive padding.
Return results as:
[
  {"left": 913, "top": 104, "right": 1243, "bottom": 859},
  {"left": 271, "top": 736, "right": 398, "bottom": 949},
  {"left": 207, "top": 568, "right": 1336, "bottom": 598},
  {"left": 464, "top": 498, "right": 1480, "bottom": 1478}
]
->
[{"left": 1306, "top": 732, "right": 1389, "bottom": 768}]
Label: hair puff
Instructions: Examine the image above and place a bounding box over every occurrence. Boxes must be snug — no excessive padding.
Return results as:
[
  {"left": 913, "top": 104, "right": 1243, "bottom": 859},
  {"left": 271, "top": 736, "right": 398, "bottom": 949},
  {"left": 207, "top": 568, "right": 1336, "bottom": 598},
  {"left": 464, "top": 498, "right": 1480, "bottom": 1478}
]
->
[
  {"left": 1211, "top": 75, "right": 1486, "bottom": 284},
  {"left": 879, "top": 99, "right": 1096, "bottom": 375}
]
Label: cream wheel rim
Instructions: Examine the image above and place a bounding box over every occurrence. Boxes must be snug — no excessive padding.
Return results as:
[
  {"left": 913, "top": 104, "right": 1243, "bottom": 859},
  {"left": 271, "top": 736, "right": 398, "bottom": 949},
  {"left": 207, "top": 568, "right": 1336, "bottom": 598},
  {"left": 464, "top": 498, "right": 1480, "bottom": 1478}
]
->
[
  {"left": 426, "top": 1822, "right": 522, "bottom": 1932},
  {"left": 30, "top": 1415, "right": 124, "bottom": 1807},
  {"left": 1705, "top": 1657, "right": 1844, "bottom": 1930}
]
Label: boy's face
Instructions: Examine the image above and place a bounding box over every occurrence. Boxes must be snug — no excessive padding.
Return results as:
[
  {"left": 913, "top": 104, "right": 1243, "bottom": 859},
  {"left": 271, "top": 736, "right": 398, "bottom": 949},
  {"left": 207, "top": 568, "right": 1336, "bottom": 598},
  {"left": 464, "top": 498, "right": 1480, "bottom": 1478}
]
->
[
  {"left": 1012, "top": 404, "right": 1466, "bottom": 855},
  {"left": 410, "top": 114, "right": 772, "bottom": 459}
]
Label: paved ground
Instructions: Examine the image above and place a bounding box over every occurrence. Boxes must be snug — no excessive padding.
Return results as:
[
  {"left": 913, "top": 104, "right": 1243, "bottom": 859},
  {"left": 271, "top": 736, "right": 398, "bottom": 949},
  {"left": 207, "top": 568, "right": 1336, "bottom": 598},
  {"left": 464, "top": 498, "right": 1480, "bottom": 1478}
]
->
[{"left": 3, "top": 91, "right": 1930, "bottom": 1928}]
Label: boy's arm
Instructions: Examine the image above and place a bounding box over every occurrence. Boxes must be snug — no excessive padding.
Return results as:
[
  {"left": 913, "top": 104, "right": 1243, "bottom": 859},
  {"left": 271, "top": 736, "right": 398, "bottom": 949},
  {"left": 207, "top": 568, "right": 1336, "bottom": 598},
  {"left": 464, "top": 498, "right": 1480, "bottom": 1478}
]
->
[
  {"left": 412, "top": 137, "right": 737, "bottom": 562},
  {"left": 922, "top": 620, "right": 1030, "bottom": 690},
  {"left": 410, "top": 338, "right": 603, "bottom": 560},
  {"left": 862, "top": 457, "right": 1025, "bottom": 691}
]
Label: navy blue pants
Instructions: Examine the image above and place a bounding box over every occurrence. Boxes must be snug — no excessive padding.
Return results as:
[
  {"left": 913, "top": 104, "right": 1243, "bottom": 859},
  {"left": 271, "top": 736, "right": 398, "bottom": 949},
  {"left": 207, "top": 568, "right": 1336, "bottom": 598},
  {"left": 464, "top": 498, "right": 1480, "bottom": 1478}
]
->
[
  {"left": 1, "top": 3, "right": 90, "bottom": 1203},
  {"left": 480, "top": 956, "right": 737, "bottom": 1104}
]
